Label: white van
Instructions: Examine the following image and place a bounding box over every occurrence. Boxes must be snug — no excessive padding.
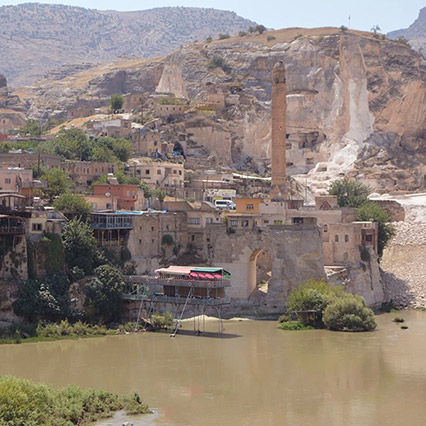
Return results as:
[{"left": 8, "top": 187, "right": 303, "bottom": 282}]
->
[{"left": 214, "top": 199, "right": 236, "bottom": 210}]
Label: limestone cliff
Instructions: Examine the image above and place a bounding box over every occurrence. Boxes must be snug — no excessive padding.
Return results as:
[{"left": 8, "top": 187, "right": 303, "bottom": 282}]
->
[{"left": 19, "top": 28, "right": 426, "bottom": 194}]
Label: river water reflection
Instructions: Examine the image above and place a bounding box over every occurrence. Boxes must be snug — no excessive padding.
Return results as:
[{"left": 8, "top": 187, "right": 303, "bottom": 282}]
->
[{"left": 0, "top": 311, "right": 426, "bottom": 426}]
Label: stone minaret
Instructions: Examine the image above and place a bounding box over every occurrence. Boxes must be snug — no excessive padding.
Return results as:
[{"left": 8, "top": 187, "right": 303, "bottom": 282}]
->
[{"left": 270, "top": 61, "right": 287, "bottom": 198}]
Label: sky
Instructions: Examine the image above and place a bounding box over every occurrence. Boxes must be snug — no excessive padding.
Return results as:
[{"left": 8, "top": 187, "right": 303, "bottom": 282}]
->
[{"left": 0, "top": 0, "right": 424, "bottom": 33}]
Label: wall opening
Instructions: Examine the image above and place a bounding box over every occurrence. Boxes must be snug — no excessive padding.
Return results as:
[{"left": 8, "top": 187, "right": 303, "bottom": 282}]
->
[{"left": 248, "top": 249, "right": 272, "bottom": 296}]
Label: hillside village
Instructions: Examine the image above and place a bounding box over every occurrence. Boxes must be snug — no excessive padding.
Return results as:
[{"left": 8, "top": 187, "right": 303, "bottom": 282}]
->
[{"left": 0, "top": 23, "right": 425, "bottom": 323}]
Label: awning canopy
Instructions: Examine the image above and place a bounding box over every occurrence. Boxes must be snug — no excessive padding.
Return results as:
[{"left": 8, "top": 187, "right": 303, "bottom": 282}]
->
[{"left": 156, "top": 266, "right": 231, "bottom": 277}]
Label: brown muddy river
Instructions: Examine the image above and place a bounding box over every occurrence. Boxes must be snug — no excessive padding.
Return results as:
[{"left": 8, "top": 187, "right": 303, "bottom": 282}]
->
[{"left": 0, "top": 311, "right": 426, "bottom": 426}]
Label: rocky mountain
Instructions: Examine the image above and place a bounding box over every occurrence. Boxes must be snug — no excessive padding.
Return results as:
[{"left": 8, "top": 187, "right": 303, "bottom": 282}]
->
[
  {"left": 16, "top": 27, "right": 426, "bottom": 195},
  {"left": 388, "top": 7, "right": 426, "bottom": 52},
  {"left": 0, "top": 3, "right": 256, "bottom": 87}
]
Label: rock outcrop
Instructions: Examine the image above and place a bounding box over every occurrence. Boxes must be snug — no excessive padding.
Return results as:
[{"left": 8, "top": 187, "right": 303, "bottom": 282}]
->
[{"left": 19, "top": 28, "right": 426, "bottom": 193}]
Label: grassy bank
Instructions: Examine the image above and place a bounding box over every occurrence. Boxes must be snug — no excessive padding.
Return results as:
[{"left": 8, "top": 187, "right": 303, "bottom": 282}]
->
[
  {"left": 0, "top": 320, "right": 146, "bottom": 345},
  {"left": 0, "top": 375, "right": 150, "bottom": 425}
]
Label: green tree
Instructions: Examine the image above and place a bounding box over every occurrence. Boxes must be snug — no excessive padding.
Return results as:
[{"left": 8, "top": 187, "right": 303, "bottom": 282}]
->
[
  {"left": 49, "top": 128, "right": 91, "bottom": 160},
  {"left": 110, "top": 93, "right": 124, "bottom": 111},
  {"left": 255, "top": 24, "right": 267, "bottom": 34},
  {"left": 42, "top": 168, "right": 73, "bottom": 201},
  {"left": 53, "top": 192, "right": 91, "bottom": 219},
  {"left": 328, "top": 178, "right": 371, "bottom": 208},
  {"left": 13, "top": 273, "right": 70, "bottom": 322},
  {"left": 287, "top": 279, "right": 343, "bottom": 325},
  {"left": 62, "top": 218, "right": 98, "bottom": 276},
  {"left": 371, "top": 25, "right": 381, "bottom": 34},
  {"left": 323, "top": 293, "right": 377, "bottom": 331},
  {"left": 19, "top": 119, "right": 42, "bottom": 136},
  {"left": 85, "top": 265, "right": 125, "bottom": 322},
  {"left": 139, "top": 181, "right": 151, "bottom": 199},
  {"left": 91, "top": 145, "right": 118, "bottom": 163},
  {"left": 356, "top": 202, "right": 395, "bottom": 257}
]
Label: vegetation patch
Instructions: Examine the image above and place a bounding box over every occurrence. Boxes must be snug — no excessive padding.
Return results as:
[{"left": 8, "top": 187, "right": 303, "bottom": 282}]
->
[
  {"left": 281, "top": 279, "right": 377, "bottom": 332},
  {"left": 0, "top": 375, "right": 150, "bottom": 425},
  {"left": 278, "top": 321, "right": 313, "bottom": 331}
]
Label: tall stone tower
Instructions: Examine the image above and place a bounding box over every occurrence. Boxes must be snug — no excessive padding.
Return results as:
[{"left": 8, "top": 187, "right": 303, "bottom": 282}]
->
[{"left": 270, "top": 61, "right": 287, "bottom": 198}]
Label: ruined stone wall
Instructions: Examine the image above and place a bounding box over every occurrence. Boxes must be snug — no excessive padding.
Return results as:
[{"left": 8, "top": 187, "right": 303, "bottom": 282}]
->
[{"left": 381, "top": 222, "right": 426, "bottom": 308}]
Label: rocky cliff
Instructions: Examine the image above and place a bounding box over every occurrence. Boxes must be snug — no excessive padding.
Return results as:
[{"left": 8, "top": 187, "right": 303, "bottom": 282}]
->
[
  {"left": 388, "top": 7, "right": 426, "bottom": 52},
  {"left": 0, "top": 3, "right": 256, "bottom": 86},
  {"left": 18, "top": 27, "right": 426, "bottom": 194}
]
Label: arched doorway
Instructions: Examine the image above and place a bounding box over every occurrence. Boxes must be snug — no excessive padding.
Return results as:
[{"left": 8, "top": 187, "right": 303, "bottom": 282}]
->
[{"left": 248, "top": 249, "right": 272, "bottom": 296}]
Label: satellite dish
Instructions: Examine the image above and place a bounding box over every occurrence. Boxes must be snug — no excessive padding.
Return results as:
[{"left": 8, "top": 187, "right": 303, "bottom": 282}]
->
[{"left": 105, "top": 192, "right": 111, "bottom": 197}]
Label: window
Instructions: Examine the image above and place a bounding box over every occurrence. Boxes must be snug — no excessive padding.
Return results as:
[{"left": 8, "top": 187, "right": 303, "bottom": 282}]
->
[
  {"left": 139, "top": 239, "right": 142, "bottom": 244},
  {"left": 242, "top": 220, "right": 249, "bottom": 227},
  {"left": 145, "top": 170, "right": 150, "bottom": 175},
  {"left": 323, "top": 224, "right": 328, "bottom": 232},
  {"left": 4, "top": 178, "right": 11, "bottom": 184},
  {"left": 126, "top": 191, "right": 130, "bottom": 196},
  {"left": 151, "top": 227, "right": 154, "bottom": 231},
  {"left": 264, "top": 220, "right": 270, "bottom": 224},
  {"left": 345, "top": 234, "right": 349, "bottom": 242},
  {"left": 152, "top": 239, "right": 154, "bottom": 244},
  {"left": 173, "top": 170, "right": 177, "bottom": 174},
  {"left": 106, "top": 203, "right": 112, "bottom": 209},
  {"left": 191, "top": 235, "right": 195, "bottom": 241},
  {"left": 286, "top": 143, "right": 292, "bottom": 149},
  {"left": 230, "top": 220, "right": 238, "bottom": 227},
  {"left": 179, "top": 170, "right": 182, "bottom": 175},
  {"left": 188, "top": 218, "right": 201, "bottom": 225},
  {"left": 335, "top": 235, "right": 339, "bottom": 242},
  {"left": 206, "top": 218, "right": 213, "bottom": 224},
  {"left": 32, "top": 223, "right": 42, "bottom": 231},
  {"left": 274, "top": 220, "right": 283, "bottom": 225},
  {"left": 246, "top": 204, "right": 254, "bottom": 210},
  {"left": 293, "top": 218, "right": 304, "bottom": 224},
  {"left": 157, "top": 170, "right": 161, "bottom": 175},
  {"left": 365, "top": 235, "right": 373, "bottom": 242}
]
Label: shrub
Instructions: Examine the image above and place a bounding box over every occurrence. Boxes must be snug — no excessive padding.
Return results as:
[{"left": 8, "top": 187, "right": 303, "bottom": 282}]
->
[
  {"left": 152, "top": 312, "right": 173, "bottom": 329},
  {"left": 287, "top": 279, "right": 343, "bottom": 325},
  {"left": 393, "top": 317, "right": 405, "bottom": 323},
  {"left": 0, "top": 376, "right": 150, "bottom": 425},
  {"left": 218, "top": 33, "right": 230, "bottom": 39},
  {"left": 278, "top": 321, "right": 314, "bottom": 330},
  {"left": 207, "top": 55, "right": 231, "bottom": 73},
  {"left": 323, "top": 294, "right": 376, "bottom": 331},
  {"left": 267, "top": 35, "right": 276, "bottom": 41},
  {"left": 239, "top": 31, "right": 247, "bottom": 37}
]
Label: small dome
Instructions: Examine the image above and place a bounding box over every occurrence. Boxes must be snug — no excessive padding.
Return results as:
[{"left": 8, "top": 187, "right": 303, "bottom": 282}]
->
[{"left": 0, "top": 74, "right": 6, "bottom": 88}]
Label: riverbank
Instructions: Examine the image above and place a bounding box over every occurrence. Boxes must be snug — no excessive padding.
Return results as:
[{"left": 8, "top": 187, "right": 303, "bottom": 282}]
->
[
  {"left": 0, "top": 375, "right": 151, "bottom": 425},
  {"left": 0, "top": 320, "right": 147, "bottom": 345}
]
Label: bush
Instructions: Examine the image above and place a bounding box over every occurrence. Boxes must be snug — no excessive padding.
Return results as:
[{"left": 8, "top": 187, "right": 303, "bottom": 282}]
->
[
  {"left": 287, "top": 279, "right": 343, "bottom": 325},
  {"left": 323, "top": 294, "right": 376, "bottom": 331},
  {"left": 0, "top": 375, "right": 150, "bottom": 425},
  {"left": 218, "top": 33, "right": 230, "bottom": 39},
  {"left": 278, "top": 321, "right": 314, "bottom": 330},
  {"left": 207, "top": 55, "right": 231, "bottom": 73},
  {"left": 152, "top": 312, "right": 173, "bottom": 329},
  {"left": 267, "top": 35, "right": 276, "bottom": 41}
]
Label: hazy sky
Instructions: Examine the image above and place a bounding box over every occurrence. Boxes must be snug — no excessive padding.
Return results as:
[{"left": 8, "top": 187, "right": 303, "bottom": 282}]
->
[{"left": 0, "top": 0, "right": 424, "bottom": 33}]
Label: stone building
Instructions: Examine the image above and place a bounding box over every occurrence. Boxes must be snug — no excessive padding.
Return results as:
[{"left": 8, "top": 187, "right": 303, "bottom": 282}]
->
[
  {"left": 127, "top": 158, "right": 184, "bottom": 190},
  {"left": 123, "top": 93, "right": 145, "bottom": 112},
  {"left": 93, "top": 183, "right": 139, "bottom": 211},
  {"left": 131, "top": 128, "right": 167, "bottom": 156},
  {"left": 61, "top": 160, "right": 118, "bottom": 186},
  {"left": 0, "top": 152, "right": 61, "bottom": 170}
]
